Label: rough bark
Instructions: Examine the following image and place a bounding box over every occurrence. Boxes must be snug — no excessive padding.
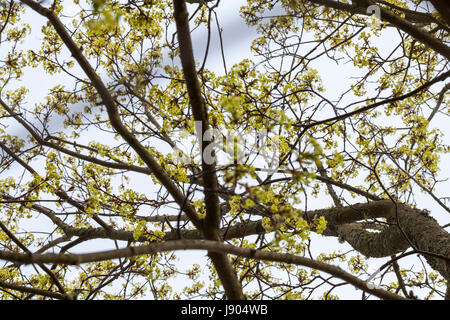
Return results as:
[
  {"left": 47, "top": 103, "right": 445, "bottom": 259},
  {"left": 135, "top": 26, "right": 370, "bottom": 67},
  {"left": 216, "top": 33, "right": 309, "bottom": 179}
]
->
[
  {"left": 172, "top": 0, "right": 245, "bottom": 299},
  {"left": 12, "top": 191, "right": 449, "bottom": 281},
  {"left": 330, "top": 202, "right": 450, "bottom": 280},
  {"left": 429, "top": 0, "right": 450, "bottom": 25}
]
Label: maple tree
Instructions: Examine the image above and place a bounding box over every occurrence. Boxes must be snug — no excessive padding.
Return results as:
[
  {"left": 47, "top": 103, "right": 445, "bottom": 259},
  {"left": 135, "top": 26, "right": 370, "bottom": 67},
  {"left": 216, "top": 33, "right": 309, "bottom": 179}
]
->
[{"left": 0, "top": 0, "right": 449, "bottom": 300}]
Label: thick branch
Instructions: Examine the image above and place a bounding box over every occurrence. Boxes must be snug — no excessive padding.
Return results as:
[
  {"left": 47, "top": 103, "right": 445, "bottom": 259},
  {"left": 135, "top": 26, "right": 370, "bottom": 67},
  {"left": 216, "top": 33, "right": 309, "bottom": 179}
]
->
[
  {"left": 19, "top": 0, "right": 202, "bottom": 230},
  {"left": 0, "top": 280, "right": 70, "bottom": 300},
  {"left": 373, "top": 1, "right": 450, "bottom": 60},
  {"left": 295, "top": 0, "right": 450, "bottom": 59},
  {"left": 0, "top": 239, "right": 406, "bottom": 300},
  {"left": 173, "top": 0, "right": 244, "bottom": 299},
  {"left": 428, "top": 0, "right": 450, "bottom": 25}
]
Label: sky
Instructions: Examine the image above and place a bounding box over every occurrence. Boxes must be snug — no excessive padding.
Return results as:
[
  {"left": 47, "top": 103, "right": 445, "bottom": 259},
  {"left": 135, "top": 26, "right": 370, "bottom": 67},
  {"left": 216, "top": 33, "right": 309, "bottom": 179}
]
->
[{"left": 1, "top": 0, "right": 449, "bottom": 299}]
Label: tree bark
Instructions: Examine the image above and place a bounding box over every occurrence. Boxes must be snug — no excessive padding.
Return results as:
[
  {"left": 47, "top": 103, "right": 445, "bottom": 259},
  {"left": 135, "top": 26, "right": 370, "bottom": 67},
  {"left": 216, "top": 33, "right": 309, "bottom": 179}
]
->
[{"left": 429, "top": 0, "right": 450, "bottom": 25}]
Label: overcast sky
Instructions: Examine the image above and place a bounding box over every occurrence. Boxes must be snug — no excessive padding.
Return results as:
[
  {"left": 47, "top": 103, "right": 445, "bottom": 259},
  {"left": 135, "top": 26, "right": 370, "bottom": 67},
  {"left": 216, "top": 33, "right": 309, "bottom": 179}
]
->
[{"left": 2, "top": 0, "right": 449, "bottom": 299}]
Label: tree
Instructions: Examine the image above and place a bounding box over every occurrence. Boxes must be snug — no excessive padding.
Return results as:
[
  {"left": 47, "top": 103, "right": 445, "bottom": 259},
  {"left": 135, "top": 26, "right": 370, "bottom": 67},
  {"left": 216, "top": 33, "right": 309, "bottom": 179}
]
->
[{"left": 0, "top": 0, "right": 448, "bottom": 300}]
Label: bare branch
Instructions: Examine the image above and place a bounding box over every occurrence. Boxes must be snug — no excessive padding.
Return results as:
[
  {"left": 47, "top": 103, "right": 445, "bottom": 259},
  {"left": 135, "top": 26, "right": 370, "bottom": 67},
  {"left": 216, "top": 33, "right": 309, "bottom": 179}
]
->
[{"left": 0, "top": 239, "right": 406, "bottom": 300}]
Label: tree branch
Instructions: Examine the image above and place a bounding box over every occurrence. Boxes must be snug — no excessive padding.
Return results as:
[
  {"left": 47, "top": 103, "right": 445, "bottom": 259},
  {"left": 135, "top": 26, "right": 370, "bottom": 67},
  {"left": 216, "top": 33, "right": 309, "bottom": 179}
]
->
[
  {"left": 0, "top": 239, "right": 406, "bottom": 300},
  {"left": 0, "top": 280, "right": 71, "bottom": 300},
  {"left": 19, "top": 0, "right": 203, "bottom": 230},
  {"left": 173, "top": 0, "right": 244, "bottom": 299}
]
